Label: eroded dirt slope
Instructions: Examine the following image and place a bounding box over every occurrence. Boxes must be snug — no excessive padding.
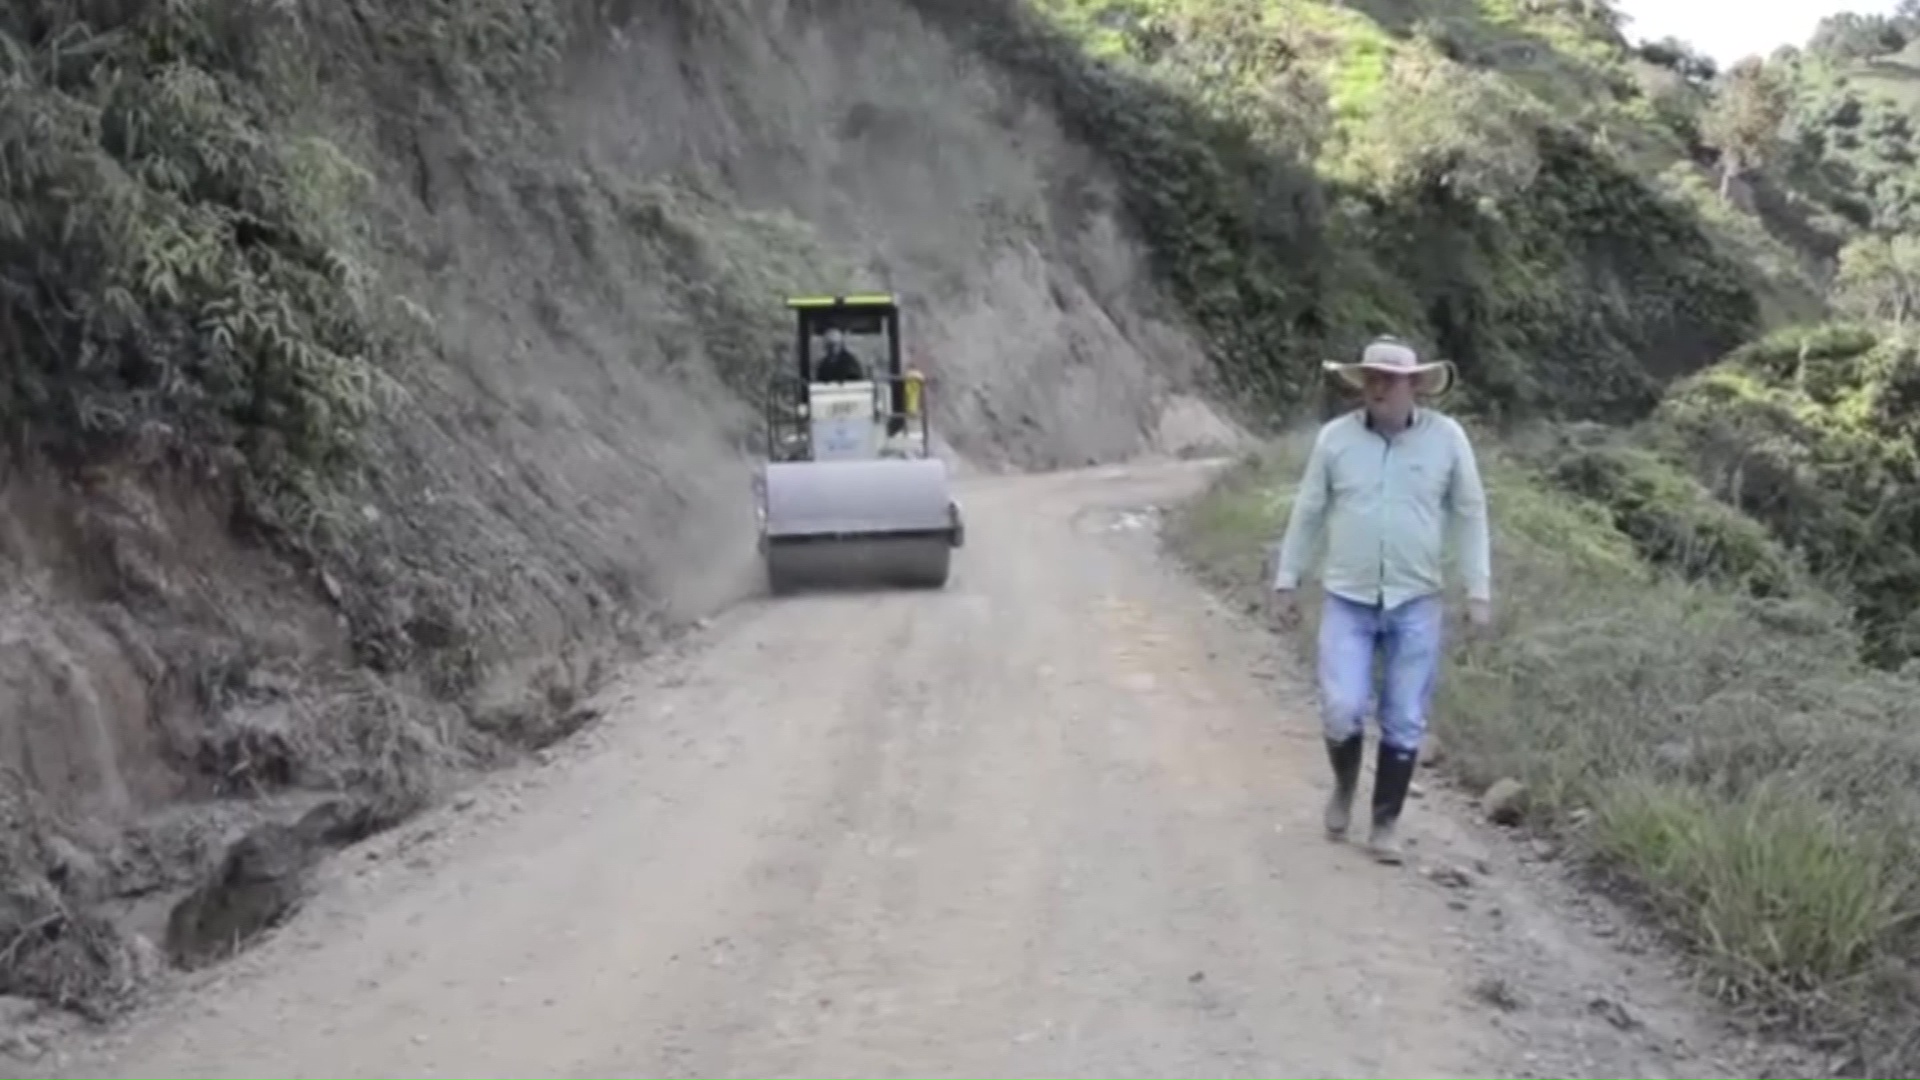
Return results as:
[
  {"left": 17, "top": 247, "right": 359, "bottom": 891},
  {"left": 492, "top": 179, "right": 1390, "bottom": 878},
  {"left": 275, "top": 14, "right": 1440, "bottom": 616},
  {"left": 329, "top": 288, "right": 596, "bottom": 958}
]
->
[{"left": 21, "top": 462, "right": 1770, "bottom": 1080}]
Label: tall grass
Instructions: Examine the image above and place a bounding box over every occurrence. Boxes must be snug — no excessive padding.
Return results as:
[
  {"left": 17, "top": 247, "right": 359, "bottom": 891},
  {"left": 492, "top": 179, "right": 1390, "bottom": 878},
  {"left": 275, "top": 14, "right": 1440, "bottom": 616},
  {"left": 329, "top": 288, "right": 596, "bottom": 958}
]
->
[{"left": 1168, "top": 433, "right": 1920, "bottom": 1071}]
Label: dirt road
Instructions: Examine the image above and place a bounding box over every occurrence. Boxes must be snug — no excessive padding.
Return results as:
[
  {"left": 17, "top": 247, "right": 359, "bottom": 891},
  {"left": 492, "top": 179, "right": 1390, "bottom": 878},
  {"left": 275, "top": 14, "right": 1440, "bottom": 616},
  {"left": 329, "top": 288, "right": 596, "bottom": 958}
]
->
[{"left": 38, "top": 462, "right": 1750, "bottom": 1079}]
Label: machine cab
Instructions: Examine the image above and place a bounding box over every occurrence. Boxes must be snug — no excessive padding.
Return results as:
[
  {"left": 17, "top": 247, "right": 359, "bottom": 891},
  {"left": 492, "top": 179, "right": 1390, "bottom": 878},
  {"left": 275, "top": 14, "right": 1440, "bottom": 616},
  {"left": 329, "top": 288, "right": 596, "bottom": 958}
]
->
[{"left": 775, "top": 294, "right": 929, "bottom": 463}]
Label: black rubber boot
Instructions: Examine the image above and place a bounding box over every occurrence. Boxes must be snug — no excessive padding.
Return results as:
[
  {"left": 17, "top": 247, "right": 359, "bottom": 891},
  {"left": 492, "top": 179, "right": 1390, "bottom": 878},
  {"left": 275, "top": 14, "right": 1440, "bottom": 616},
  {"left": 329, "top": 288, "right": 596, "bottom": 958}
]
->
[
  {"left": 1368, "top": 741, "right": 1420, "bottom": 864},
  {"left": 1323, "top": 734, "right": 1365, "bottom": 839}
]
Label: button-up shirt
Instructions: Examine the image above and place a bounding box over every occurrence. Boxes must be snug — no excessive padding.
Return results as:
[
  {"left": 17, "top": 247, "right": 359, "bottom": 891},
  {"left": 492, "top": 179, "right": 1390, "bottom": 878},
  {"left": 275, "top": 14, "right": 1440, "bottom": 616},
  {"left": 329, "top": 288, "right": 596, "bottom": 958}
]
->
[{"left": 1272, "top": 407, "right": 1491, "bottom": 609}]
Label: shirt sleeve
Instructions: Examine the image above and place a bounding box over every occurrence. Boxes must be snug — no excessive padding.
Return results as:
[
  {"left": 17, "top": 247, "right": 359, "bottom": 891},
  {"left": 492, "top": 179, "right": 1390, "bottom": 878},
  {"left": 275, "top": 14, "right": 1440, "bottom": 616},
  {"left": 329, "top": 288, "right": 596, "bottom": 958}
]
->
[
  {"left": 1445, "top": 423, "right": 1493, "bottom": 601},
  {"left": 1273, "top": 427, "right": 1333, "bottom": 590}
]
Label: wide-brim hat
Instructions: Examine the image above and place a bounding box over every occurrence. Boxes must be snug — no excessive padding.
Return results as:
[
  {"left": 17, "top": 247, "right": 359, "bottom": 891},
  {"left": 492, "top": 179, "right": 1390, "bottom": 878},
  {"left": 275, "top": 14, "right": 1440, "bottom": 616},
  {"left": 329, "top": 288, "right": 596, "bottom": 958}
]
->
[{"left": 1322, "top": 336, "right": 1456, "bottom": 397}]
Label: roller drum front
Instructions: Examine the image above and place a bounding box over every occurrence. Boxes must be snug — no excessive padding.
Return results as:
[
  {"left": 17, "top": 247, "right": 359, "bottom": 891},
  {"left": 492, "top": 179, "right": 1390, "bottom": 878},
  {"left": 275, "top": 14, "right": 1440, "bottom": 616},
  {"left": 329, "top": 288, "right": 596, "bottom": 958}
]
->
[
  {"left": 759, "top": 458, "right": 959, "bottom": 592},
  {"left": 765, "top": 535, "right": 951, "bottom": 593}
]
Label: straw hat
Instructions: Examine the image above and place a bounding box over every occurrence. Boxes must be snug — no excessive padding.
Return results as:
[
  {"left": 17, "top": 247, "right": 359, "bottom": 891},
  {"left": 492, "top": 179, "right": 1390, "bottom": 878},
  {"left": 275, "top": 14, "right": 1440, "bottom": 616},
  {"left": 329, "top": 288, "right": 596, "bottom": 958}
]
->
[{"left": 1322, "top": 336, "right": 1456, "bottom": 397}]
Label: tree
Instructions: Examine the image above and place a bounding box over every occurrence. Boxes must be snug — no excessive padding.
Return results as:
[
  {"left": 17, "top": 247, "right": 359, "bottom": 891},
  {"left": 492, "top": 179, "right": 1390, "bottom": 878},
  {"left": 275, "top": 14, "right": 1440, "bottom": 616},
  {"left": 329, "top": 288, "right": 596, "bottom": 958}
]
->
[
  {"left": 1808, "top": 13, "right": 1906, "bottom": 60},
  {"left": 1833, "top": 234, "right": 1920, "bottom": 328},
  {"left": 1701, "top": 58, "right": 1790, "bottom": 199},
  {"left": 1637, "top": 36, "right": 1717, "bottom": 83}
]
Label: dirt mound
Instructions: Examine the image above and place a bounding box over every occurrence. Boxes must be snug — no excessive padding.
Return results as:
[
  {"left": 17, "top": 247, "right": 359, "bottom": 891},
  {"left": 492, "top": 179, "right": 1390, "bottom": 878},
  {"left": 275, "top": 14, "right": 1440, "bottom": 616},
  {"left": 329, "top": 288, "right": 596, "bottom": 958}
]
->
[{"left": 0, "top": 781, "right": 158, "bottom": 1020}]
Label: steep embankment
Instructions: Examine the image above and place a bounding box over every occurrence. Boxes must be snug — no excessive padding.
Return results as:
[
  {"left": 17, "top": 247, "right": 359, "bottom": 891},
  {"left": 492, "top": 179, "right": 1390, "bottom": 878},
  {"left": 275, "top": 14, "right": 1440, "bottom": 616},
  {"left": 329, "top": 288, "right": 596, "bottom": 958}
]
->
[{"left": 1, "top": 0, "right": 1243, "bottom": 1016}]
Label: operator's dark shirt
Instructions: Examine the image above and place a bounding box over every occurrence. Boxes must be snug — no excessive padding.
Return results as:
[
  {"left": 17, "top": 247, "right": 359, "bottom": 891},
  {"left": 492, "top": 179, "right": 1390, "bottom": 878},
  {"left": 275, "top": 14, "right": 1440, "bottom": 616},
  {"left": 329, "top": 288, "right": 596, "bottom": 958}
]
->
[{"left": 816, "top": 348, "right": 866, "bottom": 383}]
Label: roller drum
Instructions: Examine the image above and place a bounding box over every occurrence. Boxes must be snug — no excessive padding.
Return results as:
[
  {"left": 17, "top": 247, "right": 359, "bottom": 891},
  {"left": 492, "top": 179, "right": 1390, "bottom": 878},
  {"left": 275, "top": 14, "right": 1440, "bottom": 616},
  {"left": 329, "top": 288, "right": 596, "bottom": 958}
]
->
[{"left": 759, "top": 458, "right": 958, "bottom": 592}]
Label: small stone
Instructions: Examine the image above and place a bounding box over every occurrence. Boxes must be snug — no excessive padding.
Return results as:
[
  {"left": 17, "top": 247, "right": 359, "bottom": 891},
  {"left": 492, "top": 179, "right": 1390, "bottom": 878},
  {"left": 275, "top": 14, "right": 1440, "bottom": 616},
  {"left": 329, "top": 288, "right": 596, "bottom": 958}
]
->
[
  {"left": 1481, "top": 778, "right": 1527, "bottom": 825},
  {"left": 1470, "top": 975, "right": 1523, "bottom": 1012},
  {"left": 1428, "top": 864, "right": 1474, "bottom": 889},
  {"left": 1588, "top": 995, "right": 1640, "bottom": 1031},
  {"left": 452, "top": 793, "right": 478, "bottom": 811},
  {"left": 1528, "top": 839, "right": 1557, "bottom": 861},
  {"left": 43, "top": 836, "right": 105, "bottom": 899}
]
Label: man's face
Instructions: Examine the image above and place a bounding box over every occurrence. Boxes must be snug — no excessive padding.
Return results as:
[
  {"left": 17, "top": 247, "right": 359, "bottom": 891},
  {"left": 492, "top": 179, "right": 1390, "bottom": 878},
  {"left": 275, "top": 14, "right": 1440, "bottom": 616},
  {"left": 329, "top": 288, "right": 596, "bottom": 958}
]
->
[{"left": 1361, "top": 368, "right": 1415, "bottom": 417}]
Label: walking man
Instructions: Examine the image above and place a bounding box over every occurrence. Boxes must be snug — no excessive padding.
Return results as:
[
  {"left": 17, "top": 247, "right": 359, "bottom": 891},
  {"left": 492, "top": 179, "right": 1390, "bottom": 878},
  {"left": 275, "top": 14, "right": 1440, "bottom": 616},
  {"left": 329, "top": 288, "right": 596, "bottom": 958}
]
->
[{"left": 1268, "top": 336, "right": 1493, "bottom": 865}]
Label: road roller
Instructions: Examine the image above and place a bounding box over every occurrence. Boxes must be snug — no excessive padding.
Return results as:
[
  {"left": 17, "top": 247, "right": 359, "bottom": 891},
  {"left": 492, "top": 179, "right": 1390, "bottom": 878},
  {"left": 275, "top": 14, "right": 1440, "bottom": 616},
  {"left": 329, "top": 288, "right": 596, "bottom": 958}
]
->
[{"left": 753, "top": 294, "right": 965, "bottom": 594}]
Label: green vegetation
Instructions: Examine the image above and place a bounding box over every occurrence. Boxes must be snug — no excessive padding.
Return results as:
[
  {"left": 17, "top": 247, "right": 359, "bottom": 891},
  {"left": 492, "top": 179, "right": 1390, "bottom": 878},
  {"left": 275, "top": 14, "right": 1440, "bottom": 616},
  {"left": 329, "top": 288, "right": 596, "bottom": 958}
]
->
[
  {"left": 1527, "top": 426, "right": 1798, "bottom": 596},
  {"left": 1, "top": 1, "right": 395, "bottom": 530},
  {"left": 1170, "top": 440, "right": 1920, "bottom": 1068},
  {"left": 904, "top": 0, "right": 1759, "bottom": 420},
  {"left": 1651, "top": 324, "right": 1920, "bottom": 667},
  {"left": 0, "top": 0, "right": 581, "bottom": 538}
]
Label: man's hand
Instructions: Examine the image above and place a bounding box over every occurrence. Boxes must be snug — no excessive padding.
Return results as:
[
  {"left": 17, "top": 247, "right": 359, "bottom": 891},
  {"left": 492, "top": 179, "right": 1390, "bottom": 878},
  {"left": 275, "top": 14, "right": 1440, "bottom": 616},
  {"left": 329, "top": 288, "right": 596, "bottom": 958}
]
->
[
  {"left": 1267, "top": 587, "right": 1301, "bottom": 630},
  {"left": 1464, "top": 597, "right": 1494, "bottom": 640}
]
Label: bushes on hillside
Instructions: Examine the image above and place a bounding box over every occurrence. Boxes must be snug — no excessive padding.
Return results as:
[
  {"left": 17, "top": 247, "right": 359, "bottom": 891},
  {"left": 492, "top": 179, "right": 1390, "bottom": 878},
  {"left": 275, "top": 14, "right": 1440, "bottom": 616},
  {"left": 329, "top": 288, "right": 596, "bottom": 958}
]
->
[
  {"left": 1356, "top": 127, "right": 1757, "bottom": 421},
  {"left": 1, "top": 2, "right": 392, "bottom": 516},
  {"left": 1653, "top": 322, "right": 1920, "bottom": 665},
  {"left": 1536, "top": 433, "right": 1796, "bottom": 594},
  {"left": 905, "top": 0, "right": 1761, "bottom": 424},
  {"left": 0, "top": 0, "right": 596, "bottom": 536}
]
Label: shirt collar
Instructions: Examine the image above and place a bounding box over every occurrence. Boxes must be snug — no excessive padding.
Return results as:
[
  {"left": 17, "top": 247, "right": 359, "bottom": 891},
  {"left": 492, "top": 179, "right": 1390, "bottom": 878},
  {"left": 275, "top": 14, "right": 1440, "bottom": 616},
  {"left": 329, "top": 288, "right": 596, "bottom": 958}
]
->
[{"left": 1363, "top": 406, "right": 1422, "bottom": 433}]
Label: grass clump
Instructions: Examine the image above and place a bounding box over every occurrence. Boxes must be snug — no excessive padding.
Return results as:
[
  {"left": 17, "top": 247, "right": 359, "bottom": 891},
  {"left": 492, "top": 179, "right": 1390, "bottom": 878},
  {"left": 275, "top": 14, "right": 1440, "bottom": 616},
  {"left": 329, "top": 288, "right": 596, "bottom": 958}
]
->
[
  {"left": 1168, "top": 434, "right": 1920, "bottom": 1069},
  {"left": 1594, "top": 777, "right": 1907, "bottom": 1002}
]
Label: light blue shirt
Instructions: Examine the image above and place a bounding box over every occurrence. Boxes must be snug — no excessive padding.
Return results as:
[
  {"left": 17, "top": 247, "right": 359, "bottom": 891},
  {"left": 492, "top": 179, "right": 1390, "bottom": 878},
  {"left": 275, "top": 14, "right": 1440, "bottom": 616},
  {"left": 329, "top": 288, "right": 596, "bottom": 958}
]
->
[{"left": 1273, "top": 408, "right": 1492, "bottom": 609}]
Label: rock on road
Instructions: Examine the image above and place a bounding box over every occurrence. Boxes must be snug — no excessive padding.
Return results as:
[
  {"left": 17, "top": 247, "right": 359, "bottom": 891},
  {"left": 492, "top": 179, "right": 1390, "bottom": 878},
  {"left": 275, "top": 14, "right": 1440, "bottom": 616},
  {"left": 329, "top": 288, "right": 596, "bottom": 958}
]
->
[{"left": 37, "top": 461, "right": 1738, "bottom": 1079}]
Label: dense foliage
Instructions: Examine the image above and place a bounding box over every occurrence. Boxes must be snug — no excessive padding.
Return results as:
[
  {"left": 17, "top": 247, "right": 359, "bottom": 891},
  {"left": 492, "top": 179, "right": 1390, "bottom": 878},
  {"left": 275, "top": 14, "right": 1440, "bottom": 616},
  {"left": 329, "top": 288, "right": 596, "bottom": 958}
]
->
[
  {"left": 0, "top": 0, "right": 584, "bottom": 535},
  {"left": 902, "top": 0, "right": 1760, "bottom": 420},
  {"left": 0, "top": 1, "right": 388, "bottom": 521},
  {"left": 1650, "top": 324, "right": 1920, "bottom": 666}
]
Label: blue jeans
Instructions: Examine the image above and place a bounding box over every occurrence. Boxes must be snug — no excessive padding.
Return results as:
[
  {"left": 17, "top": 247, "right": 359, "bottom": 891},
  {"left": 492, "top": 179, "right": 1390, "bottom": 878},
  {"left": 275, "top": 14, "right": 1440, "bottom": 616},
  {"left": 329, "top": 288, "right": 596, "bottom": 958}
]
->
[{"left": 1316, "top": 592, "right": 1445, "bottom": 752}]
